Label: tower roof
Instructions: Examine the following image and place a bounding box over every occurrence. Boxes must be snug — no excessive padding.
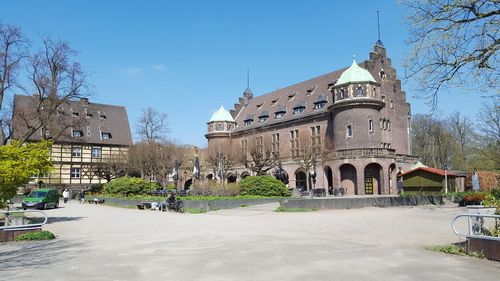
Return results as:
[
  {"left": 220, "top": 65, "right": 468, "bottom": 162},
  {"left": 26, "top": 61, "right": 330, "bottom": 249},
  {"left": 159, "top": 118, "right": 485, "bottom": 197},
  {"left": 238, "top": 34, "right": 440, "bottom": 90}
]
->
[
  {"left": 334, "top": 58, "right": 377, "bottom": 87},
  {"left": 209, "top": 105, "right": 235, "bottom": 123}
]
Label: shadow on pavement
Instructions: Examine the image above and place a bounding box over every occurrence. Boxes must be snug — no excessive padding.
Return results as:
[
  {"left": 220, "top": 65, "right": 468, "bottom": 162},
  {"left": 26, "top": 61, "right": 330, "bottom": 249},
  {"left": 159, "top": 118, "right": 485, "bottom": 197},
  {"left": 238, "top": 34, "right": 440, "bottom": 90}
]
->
[
  {"left": 0, "top": 239, "right": 83, "bottom": 272},
  {"left": 46, "top": 216, "right": 85, "bottom": 224}
]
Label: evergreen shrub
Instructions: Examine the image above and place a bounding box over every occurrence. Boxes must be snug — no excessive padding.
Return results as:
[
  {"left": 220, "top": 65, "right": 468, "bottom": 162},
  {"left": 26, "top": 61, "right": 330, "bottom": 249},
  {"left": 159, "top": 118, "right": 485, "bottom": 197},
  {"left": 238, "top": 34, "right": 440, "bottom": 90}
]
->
[
  {"left": 240, "top": 176, "right": 291, "bottom": 197},
  {"left": 103, "top": 176, "right": 159, "bottom": 196}
]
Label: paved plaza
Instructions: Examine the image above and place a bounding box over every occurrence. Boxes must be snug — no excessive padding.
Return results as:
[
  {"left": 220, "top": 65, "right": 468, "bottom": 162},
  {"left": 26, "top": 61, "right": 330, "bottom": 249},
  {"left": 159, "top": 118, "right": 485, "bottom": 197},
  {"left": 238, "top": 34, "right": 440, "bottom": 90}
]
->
[{"left": 1, "top": 202, "right": 499, "bottom": 281}]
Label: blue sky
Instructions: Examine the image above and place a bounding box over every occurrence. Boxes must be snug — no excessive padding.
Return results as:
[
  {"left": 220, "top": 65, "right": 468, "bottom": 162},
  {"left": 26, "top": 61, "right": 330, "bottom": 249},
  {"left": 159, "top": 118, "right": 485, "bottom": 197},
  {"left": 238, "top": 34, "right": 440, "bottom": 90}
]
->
[{"left": 1, "top": 0, "right": 484, "bottom": 147}]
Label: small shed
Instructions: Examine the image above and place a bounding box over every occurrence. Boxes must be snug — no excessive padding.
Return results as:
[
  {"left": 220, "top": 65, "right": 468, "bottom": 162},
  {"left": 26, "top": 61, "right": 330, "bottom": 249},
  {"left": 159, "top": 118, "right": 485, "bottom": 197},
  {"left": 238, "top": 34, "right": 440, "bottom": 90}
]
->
[{"left": 401, "top": 167, "right": 458, "bottom": 194}]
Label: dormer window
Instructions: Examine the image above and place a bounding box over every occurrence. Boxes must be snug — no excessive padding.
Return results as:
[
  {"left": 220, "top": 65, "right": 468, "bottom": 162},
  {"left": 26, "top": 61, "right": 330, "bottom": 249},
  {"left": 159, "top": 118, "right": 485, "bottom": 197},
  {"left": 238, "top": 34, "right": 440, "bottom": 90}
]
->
[
  {"left": 72, "top": 110, "right": 79, "bottom": 117},
  {"left": 293, "top": 101, "right": 306, "bottom": 115},
  {"left": 314, "top": 102, "right": 326, "bottom": 110},
  {"left": 72, "top": 130, "right": 83, "bottom": 138},
  {"left": 314, "top": 95, "right": 327, "bottom": 110},
  {"left": 99, "top": 111, "right": 107, "bottom": 119},
  {"left": 271, "top": 99, "right": 279, "bottom": 106},
  {"left": 243, "top": 115, "right": 254, "bottom": 127},
  {"left": 275, "top": 112, "right": 285, "bottom": 119},
  {"left": 293, "top": 107, "right": 305, "bottom": 114},
  {"left": 86, "top": 113, "right": 93, "bottom": 118},
  {"left": 256, "top": 104, "right": 263, "bottom": 110},
  {"left": 101, "top": 132, "right": 112, "bottom": 140},
  {"left": 288, "top": 94, "right": 296, "bottom": 101},
  {"left": 356, "top": 87, "right": 364, "bottom": 97},
  {"left": 259, "top": 111, "right": 269, "bottom": 123}
]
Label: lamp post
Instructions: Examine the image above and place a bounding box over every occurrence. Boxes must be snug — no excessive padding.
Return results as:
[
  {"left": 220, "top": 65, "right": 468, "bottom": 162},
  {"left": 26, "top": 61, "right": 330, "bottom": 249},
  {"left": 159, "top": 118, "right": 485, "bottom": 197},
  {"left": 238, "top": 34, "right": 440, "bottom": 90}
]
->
[{"left": 444, "top": 164, "right": 448, "bottom": 194}]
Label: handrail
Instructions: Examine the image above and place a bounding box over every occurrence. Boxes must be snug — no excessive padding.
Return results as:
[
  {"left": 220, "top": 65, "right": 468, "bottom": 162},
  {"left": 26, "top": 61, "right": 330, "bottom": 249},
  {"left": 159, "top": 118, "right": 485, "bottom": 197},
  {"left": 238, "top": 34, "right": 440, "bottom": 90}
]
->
[
  {"left": 452, "top": 213, "right": 500, "bottom": 241},
  {"left": 0, "top": 210, "right": 48, "bottom": 231}
]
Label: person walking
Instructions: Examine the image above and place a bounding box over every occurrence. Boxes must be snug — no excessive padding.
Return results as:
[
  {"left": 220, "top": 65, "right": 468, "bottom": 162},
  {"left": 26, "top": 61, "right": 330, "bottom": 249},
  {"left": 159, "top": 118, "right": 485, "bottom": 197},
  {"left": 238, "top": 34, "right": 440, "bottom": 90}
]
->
[
  {"left": 63, "top": 189, "right": 70, "bottom": 204},
  {"left": 79, "top": 190, "right": 85, "bottom": 204}
]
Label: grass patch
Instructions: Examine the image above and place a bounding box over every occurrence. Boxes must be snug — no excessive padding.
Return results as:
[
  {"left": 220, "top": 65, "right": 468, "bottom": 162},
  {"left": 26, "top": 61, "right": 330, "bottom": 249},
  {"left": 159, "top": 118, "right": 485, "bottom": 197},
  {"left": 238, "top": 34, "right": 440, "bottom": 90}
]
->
[
  {"left": 275, "top": 206, "right": 317, "bottom": 212},
  {"left": 427, "top": 243, "right": 485, "bottom": 259},
  {"left": 240, "top": 204, "right": 248, "bottom": 207},
  {"left": 182, "top": 208, "right": 207, "bottom": 214},
  {"left": 15, "top": 230, "right": 55, "bottom": 241}
]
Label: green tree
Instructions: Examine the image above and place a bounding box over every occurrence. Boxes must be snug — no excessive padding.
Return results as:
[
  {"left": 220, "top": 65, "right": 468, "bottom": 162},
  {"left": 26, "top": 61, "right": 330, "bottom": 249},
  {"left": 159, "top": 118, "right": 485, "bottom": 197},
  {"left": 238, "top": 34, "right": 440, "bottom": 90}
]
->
[{"left": 0, "top": 140, "right": 52, "bottom": 208}]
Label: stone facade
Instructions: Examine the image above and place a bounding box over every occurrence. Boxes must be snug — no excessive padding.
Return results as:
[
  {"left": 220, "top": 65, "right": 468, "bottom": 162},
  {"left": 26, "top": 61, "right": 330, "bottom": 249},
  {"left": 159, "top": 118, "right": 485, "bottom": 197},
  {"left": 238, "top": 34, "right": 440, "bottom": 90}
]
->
[{"left": 206, "top": 43, "right": 417, "bottom": 195}]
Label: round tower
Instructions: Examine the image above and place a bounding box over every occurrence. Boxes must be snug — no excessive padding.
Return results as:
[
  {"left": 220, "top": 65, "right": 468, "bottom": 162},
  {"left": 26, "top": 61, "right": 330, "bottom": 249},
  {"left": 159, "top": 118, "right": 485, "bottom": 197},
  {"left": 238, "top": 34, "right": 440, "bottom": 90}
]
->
[
  {"left": 329, "top": 58, "right": 384, "bottom": 150},
  {"left": 205, "top": 105, "right": 236, "bottom": 147}
]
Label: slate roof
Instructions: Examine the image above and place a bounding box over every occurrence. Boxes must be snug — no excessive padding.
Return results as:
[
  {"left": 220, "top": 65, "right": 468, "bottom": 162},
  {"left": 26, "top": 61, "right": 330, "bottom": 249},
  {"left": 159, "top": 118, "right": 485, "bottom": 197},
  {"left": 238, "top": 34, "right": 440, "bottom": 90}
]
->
[
  {"left": 12, "top": 95, "right": 132, "bottom": 146},
  {"left": 232, "top": 68, "right": 345, "bottom": 132}
]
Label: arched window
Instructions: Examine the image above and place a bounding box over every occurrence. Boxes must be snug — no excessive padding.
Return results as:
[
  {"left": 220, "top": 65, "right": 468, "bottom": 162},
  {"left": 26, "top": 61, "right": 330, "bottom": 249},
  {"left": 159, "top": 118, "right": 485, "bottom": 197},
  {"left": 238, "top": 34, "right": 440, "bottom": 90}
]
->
[
  {"left": 356, "top": 87, "right": 364, "bottom": 97},
  {"left": 216, "top": 123, "right": 223, "bottom": 131},
  {"left": 340, "top": 89, "right": 346, "bottom": 99}
]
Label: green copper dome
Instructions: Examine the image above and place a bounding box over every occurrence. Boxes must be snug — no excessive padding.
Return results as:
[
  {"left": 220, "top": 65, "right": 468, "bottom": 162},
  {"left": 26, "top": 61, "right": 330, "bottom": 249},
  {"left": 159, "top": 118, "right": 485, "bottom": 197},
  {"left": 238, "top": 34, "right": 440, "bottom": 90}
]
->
[
  {"left": 335, "top": 59, "right": 377, "bottom": 87},
  {"left": 209, "top": 105, "right": 235, "bottom": 123}
]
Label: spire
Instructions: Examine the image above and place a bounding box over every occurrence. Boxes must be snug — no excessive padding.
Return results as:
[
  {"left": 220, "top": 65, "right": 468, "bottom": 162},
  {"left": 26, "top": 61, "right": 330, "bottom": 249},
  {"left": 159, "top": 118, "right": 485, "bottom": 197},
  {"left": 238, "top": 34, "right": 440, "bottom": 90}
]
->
[
  {"left": 247, "top": 67, "right": 250, "bottom": 89},
  {"left": 376, "top": 11, "right": 384, "bottom": 46},
  {"left": 243, "top": 68, "right": 253, "bottom": 99}
]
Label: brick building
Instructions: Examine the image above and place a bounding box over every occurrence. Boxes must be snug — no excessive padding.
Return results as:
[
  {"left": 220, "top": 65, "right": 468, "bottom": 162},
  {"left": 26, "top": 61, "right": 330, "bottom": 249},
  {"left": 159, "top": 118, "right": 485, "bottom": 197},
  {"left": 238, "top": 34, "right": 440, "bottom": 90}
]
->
[
  {"left": 11, "top": 95, "right": 132, "bottom": 188},
  {"left": 206, "top": 42, "right": 418, "bottom": 195}
]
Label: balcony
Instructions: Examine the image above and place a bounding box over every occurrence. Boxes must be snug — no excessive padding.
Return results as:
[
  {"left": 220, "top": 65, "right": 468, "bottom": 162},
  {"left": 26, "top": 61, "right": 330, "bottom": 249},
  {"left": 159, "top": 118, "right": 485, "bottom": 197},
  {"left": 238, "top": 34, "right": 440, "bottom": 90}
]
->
[{"left": 335, "top": 148, "right": 396, "bottom": 159}]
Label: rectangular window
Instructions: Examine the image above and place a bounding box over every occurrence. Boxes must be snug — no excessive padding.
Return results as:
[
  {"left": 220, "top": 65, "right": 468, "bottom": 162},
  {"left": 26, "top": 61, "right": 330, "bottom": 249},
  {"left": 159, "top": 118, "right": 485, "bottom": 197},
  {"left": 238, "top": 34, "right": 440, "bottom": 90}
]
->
[
  {"left": 290, "top": 129, "right": 300, "bottom": 157},
  {"left": 255, "top": 136, "right": 263, "bottom": 154},
  {"left": 311, "top": 125, "right": 321, "bottom": 149},
  {"left": 70, "top": 168, "right": 81, "bottom": 179},
  {"left": 346, "top": 125, "right": 353, "bottom": 138},
  {"left": 92, "top": 147, "right": 102, "bottom": 158},
  {"left": 101, "top": 132, "right": 112, "bottom": 140},
  {"left": 72, "top": 147, "right": 82, "bottom": 157},
  {"left": 241, "top": 139, "right": 248, "bottom": 155},
  {"left": 72, "top": 130, "right": 83, "bottom": 138},
  {"left": 369, "top": 119, "right": 373, "bottom": 132},
  {"left": 390, "top": 99, "right": 394, "bottom": 109},
  {"left": 272, "top": 133, "right": 280, "bottom": 156}
]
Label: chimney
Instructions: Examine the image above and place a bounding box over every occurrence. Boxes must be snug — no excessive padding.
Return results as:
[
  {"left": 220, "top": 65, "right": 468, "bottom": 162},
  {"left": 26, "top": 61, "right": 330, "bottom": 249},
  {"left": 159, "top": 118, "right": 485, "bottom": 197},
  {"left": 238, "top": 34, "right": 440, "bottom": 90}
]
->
[{"left": 81, "top": 97, "right": 89, "bottom": 106}]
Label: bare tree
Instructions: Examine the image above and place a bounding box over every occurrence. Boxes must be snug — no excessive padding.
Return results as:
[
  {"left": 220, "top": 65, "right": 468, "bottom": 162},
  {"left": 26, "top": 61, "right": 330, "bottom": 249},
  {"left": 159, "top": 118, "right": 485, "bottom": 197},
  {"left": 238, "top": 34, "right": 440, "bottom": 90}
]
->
[
  {"left": 136, "top": 107, "right": 169, "bottom": 142},
  {"left": 0, "top": 23, "right": 27, "bottom": 145},
  {"left": 412, "top": 114, "right": 459, "bottom": 168},
  {"left": 477, "top": 96, "right": 500, "bottom": 169},
  {"left": 13, "top": 38, "right": 88, "bottom": 144},
  {"left": 402, "top": 0, "right": 499, "bottom": 107},
  {"left": 239, "top": 135, "right": 276, "bottom": 176},
  {"left": 205, "top": 140, "right": 240, "bottom": 178},
  {"left": 128, "top": 140, "right": 188, "bottom": 184},
  {"left": 448, "top": 111, "right": 476, "bottom": 170},
  {"left": 293, "top": 130, "right": 330, "bottom": 189},
  {"left": 92, "top": 152, "right": 128, "bottom": 183}
]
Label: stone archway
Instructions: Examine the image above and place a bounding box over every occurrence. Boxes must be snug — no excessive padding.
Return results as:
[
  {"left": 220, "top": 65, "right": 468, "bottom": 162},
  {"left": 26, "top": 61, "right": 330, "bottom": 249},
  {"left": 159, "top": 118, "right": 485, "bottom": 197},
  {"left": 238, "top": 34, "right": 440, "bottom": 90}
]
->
[
  {"left": 240, "top": 171, "right": 250, "bottom": 179},
  {"left": 184, "top": 179, "right": 193, "bottom": 190},
  {"left": 227, "top": 173, "right": 237, "bottom": 183},
  {"left": 364, "top": 163, "right": 383, "bottom": 195},
  {"left": 295, "top": 169, "right": 307, "bottom": 191},
  {"left": 324, "top": 166, "right": 333, "bottom": 192},
  {"left": 388, "top": 164, "right": 396, "bottom": 195},
  {"left": 340, "top": 164, "right": 357, "bottom": 195}
]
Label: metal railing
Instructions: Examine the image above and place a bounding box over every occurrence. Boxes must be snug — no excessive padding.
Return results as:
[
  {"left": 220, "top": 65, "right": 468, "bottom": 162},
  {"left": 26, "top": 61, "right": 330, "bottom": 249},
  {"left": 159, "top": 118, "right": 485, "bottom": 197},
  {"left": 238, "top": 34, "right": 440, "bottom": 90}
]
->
[
  {"left": 0, "top": 210, "right": 48, "bottom": 231},
  {"left": 452, "top": 213, "right": 500, "bottom": 241}
]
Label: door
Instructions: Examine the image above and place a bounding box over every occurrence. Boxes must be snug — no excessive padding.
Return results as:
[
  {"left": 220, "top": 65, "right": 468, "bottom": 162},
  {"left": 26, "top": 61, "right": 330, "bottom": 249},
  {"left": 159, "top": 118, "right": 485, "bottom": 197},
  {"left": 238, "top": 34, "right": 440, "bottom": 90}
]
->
[{"left": 365, "top": 176, "right": 374, "bottom": 195}]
